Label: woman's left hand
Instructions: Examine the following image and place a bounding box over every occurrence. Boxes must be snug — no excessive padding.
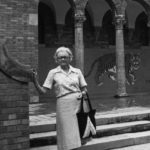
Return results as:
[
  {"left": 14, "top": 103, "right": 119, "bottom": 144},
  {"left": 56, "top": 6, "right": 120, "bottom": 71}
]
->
[
  {"left": 77, "top": 90, "right": 87, "bottom": 100},
  {"left": 77, "top": 93, "right": 82, "bottom": 100},
  {"left": 81, "top": 91, "right": 88, "bottom": 100}
]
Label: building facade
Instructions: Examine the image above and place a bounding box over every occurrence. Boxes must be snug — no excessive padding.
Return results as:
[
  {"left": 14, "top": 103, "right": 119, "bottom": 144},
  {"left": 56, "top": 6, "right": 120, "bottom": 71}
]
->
[
  {"left": 1, "top": 0, "right": 150, "bottom": 149},
  {"left": 37, "top": 0, "right": 150, "bottom": 101}
]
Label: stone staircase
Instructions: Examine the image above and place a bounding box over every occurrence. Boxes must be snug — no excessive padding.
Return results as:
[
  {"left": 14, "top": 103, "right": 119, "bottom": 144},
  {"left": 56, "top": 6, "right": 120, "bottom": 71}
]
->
[{"left": 30, "top": 107, "right": 150, "bottom": 149}]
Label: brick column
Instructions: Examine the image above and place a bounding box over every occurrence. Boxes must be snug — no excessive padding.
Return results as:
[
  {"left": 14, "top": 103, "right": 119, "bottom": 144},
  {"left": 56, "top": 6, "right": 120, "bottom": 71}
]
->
[
  {"left": 0, "top": 0, "right": 38, "bottom": 149},
  {"left": 0, "top": 73, "right": 29, "bottom": 150}
]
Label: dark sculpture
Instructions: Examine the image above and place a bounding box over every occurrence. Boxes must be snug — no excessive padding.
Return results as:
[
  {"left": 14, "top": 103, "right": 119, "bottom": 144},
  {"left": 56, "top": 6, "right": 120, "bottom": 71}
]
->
[{"left": 0, "top": 43, "right": 37, "bottom": 84}]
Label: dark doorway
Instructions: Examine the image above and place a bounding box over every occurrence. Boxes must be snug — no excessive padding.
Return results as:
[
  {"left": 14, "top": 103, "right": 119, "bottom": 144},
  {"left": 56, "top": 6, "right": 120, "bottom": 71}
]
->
[
  {"left": 134, "top": 11, "right": 148, "bottom": 46},
  {"left": 38, "top": 2, "right": 57, "bottom": 46}
]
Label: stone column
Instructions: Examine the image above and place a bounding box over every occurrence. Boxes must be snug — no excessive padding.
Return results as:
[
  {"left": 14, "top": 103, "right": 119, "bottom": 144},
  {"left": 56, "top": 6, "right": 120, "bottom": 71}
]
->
[
  {"left": 115, "top": 14, "right": 127, "bottom": 97},
  {"left": 74, "top": 11, "right": 85, "bottom": 73},
  {"left": 74, "top": 0, "right": 88, "bottom": 74}
]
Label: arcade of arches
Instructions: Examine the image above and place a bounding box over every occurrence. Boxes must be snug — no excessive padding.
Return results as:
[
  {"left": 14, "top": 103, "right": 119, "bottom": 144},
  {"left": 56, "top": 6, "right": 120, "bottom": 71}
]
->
[
  {"left": 38, "top": 0, "right": 150, "bottom": 102},
  {"left": 38, "top": 1, "right": 149, "bottom": 47}
]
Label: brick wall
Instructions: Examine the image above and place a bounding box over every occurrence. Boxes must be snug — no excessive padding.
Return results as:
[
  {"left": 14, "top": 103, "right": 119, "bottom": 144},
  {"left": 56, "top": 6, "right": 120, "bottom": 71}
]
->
[
  {"left": 0, "top": 0, "right": 38, "bottom": 102},
  {"left": 0, "top": 73, "right": 29, "bottom": 150},
  {"left": 0, "top": 0, "right": 38, "bottom": 149}
]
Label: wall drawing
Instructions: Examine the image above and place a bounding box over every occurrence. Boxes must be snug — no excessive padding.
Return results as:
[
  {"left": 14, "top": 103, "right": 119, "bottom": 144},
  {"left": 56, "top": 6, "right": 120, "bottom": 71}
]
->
[
  {"left": 85, "top": 52, "right": 141, "bottom": 86},
  {"left": 0, "top": 43, "right": 37, "bottom": 84}
]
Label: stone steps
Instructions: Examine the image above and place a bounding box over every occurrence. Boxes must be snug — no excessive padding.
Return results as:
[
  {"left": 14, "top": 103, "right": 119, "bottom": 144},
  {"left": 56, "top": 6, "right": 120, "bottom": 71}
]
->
[
  {"left": 30, "top": 131, "right": 150, "bottom": 150},
  {"left": 30, "top": 120, "right": 150, "bottom": 145},
  {"left": 30, "top": 108, "right": 150, "bottom": 149},
  {"left": 30, "top": 143, "right": 150, "bottom": 150},
  {"left": 80, "top": 131, "right": 150, "bottom": 150},
  {"left": 30, "top": 108, "right": 150, "bottom": 133}
]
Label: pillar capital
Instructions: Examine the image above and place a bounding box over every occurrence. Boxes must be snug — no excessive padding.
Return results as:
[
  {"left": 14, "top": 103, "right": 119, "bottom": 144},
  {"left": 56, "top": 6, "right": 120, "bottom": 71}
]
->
[
  {"left": 115, "top": 14, "right": 126, "bottom": 30},
  {"left": 73, "top": 0, "right": 88, "bottom": 27},
  {"left": 74, "top": 8, "right": 86, "bottom": 27},
  {"left": 106, "top": 0, "right": 127, "bottom": 15},
  {"left": 105, "top": 0, "right": 127, "bottom": 29}
]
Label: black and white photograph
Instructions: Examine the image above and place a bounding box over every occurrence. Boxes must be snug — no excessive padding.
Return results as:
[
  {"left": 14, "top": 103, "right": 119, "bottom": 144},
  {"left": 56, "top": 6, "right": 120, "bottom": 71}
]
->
[{"left": 1, "top": 0, "right": 150, "bottom": 150}]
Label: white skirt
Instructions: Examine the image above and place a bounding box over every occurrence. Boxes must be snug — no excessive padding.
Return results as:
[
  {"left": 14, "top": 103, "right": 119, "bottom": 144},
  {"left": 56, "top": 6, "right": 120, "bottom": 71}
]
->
[{"left": 56, "top": 93, "right": 81, "bottom": 150}]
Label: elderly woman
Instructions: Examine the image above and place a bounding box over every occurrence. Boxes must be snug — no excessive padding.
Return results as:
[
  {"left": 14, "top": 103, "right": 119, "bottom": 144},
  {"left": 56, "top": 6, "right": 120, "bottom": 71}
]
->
[{"left": 34, "top": 46, "right": 88, "bottom": 150}]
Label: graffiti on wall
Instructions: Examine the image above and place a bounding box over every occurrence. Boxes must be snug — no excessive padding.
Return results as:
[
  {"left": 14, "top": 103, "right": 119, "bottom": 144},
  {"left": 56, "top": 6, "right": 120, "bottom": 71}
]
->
[{"left": 85, "top": 52, "right": 141, "bottom": 86}]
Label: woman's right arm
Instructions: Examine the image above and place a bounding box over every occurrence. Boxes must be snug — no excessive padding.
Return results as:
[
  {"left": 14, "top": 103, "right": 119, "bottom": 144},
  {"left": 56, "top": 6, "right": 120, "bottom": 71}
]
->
[{"left": 33, "top": 71, "right": 49, "bottom": 94}]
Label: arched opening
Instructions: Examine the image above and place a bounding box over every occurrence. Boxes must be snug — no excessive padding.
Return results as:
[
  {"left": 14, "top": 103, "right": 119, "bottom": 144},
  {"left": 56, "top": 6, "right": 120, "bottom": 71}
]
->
[
  {"left": 99, "top": 9, "right": 129, "bottom": 46},
  {"left": 57, "top": 7, "right": 95, "bottom": 47},
  {"left": 83, "top": 9, "right": 95, "bottom": 46},
  {"left": 134, "top": 11, "right": 148, "bottom": 46},
  {"left": 38, "top": 1, "right": 57, "bottom": 102},
  {"left": 38, "top": 1, "right": 57, "bottom": 46},
  {"left": 57, "top": 7, "right": 74, "bottom": 46},
  {"left": 101, "top": 9, "right": 115, "bottom": 45}
]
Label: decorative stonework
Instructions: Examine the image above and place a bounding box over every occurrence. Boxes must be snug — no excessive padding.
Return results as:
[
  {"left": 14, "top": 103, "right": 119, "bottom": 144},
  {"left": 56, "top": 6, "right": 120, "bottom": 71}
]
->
[
  {"left": 73, "top": 0, "right": 88, "bottom": 8},
  {"left": 74, "top": 0, "right": 88, "bottom": 27},
  {"left": 115, "top": 14, "right": 126, "bottom": 30},
  {"left": 105, "top": 0, "right": 127, "bottom": 30},
  {"left": 105, "top": 0, "right": 127, "bottom": 22},
  {"left": 74, "top": 9, "right": 86, "bottom": 28}
]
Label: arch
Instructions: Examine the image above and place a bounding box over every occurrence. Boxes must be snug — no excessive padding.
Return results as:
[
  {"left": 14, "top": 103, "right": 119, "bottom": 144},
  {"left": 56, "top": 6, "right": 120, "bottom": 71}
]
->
[
  {"left": 39, "top": 0, "right": 56, "bottom": 17},
  {"left": 65, "top": 8, "right": 74, "bottom": 28},
  {"left": 57, "top": 7, "right": 74, "bottom": 46},
  {"left": 86, "top": 2, "right": 95, "bottom": 27},
  {"left": 58, "top": 6, "right": 95, "bottom": 47},
  {"left": 83, "top": 8, "right": 95, "bottom": 46},
  {"left": 101, "top": 9, "right": 115, "bottom": 45},
  {"left": 134, "top": 11, "right": 148, "bottom": 46},
  {"left": 38, "top": 1, "right": 57, "bottom": 46},
  {"left": 99, "top": 9, "right": 129, "bottom": 45},
  {"left": 84, "top": 8, "right": 95, "bottom": 35}
]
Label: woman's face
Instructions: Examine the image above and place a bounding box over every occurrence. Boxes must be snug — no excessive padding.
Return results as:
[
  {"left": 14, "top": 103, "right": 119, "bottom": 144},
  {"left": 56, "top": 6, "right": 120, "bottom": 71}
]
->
[{"left": 57, "top": 51, "right": 71, "bottom": 66}]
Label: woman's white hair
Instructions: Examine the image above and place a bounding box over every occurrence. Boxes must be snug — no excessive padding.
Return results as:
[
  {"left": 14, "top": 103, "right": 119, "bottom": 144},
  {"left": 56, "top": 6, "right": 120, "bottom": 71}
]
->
[{"left": 54, "top": 46, "right": 73, "bottom": 61}]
